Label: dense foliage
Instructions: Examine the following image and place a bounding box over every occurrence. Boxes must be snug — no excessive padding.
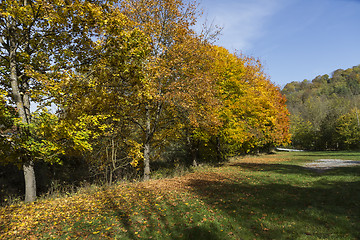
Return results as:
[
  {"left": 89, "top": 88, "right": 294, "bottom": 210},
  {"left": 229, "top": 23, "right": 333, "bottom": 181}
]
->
[
  {"left": 282, "top": 65, "right": 360, "bottom": 150},
  {"left": 0, "top": 0, "right": 289, "bottom": 202}
]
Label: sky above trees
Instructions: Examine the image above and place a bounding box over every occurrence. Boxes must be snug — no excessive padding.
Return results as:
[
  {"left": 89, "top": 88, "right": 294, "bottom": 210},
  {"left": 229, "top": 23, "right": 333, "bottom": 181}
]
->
[{"left": 197, "top": 0, "right": 360, "bottom": 87}]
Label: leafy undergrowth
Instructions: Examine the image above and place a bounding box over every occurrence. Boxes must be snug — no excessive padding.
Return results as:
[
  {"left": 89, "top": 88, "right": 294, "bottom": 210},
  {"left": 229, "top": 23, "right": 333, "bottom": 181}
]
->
[{"left": 1, "top": 152, "right": 360, "bottom": 239}]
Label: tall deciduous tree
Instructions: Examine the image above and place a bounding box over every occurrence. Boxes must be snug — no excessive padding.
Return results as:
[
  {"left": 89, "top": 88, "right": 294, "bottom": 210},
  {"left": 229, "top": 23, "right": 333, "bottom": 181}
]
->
[
  {"left": 54, "top": 8, "right": 151, "bottom": 184},
  {"left": 336, "top": 108, "right": 360, "bottom": 149},
  {"left": 119, "top": 0, "right": 219, "bottom": 180},
  {"left": 211, "top": 46, "right": 290, "bottom": 155},
  {"left": 0, "top": 0, "right": 111, "bottom": 202}
]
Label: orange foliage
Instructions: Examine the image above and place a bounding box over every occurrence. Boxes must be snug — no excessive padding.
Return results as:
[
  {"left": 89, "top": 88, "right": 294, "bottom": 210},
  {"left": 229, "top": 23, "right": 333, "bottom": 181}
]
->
[{"left": 211, "top": 46, "right": 290, "bottom": 153}]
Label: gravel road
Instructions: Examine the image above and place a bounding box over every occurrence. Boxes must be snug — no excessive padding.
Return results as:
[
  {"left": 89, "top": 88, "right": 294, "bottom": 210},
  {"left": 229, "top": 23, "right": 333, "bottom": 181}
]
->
[{"left": 304, "top": 159, "right": 360, "bottom": 170}]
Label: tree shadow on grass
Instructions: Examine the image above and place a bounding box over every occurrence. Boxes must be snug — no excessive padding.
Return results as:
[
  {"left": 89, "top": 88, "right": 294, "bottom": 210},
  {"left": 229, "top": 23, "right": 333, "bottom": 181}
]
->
[
  {"left": 230, "top": 162, "right": 360, "bottom": 177},
  {"left": 185, "top": 165, "right": 360, "bottom": 239},
  {"left": 89, "top": 162, "right": 360, "bottom": 239},
  {"left": 178, "top": 225, "right": 222, "bottom": 240},
  {"left": 230, "top": 162, "right": 313, "bottom": 175},
  {"left": 94, "top": 187, "right": 227, "bottom": 240}
]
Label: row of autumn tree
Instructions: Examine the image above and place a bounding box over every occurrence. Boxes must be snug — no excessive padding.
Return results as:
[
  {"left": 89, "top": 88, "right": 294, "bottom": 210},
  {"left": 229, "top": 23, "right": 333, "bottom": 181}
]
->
[
  {"left": 0, "top": 0, "right": 290, "bottom": 202},
  {"left": 282, "top": 65, "right": 360, "bottom": 150}
]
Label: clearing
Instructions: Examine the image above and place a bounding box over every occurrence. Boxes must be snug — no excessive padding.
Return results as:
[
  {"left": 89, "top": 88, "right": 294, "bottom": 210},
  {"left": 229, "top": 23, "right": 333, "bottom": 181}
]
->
[{"left": 1, "top": 151, "right": 360, "bottom": 239}]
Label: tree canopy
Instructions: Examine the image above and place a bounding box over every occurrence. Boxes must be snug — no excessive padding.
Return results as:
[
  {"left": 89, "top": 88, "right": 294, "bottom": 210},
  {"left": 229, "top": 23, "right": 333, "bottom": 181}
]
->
[{"left": 0, "top": 0, "right": 290, "bottom": 202}]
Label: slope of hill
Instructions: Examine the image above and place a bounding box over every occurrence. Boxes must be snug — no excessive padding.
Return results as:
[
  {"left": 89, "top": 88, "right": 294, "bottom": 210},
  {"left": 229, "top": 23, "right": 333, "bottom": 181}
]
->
[{"left": 282, "top": 65, "right": 360, "bottom": 150}]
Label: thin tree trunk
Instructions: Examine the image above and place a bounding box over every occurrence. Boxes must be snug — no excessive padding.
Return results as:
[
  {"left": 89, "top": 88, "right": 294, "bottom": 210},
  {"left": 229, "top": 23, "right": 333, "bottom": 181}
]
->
[
  {"left": 187, "top": 135, "right": 198, "bottom": 167},
  {"left": 143, "top": 106, "right": 151, "bottom": 181},
  {"left": 191, "top": 136, "right": 198, "bottom": 167},
  {"left": 109, "top": 168, "right": 113, "bottom": 186},
  {"left": 192, "top": 155, "right": 198, "bottom": 167},
  {"left": 110, "top": 138, "right": 116, "bottom": 185},
  {"left": 22, "top": 79, "right": 31, "bottom": 121},
  {"left": 105, "top": 146, "right": 109, "bottom": 184},
  {"left": 143, "top": 141, "right": 151, "bottom": 181},
  {"left": 216, "top": 136, "right": 222, "bottom": 162}
]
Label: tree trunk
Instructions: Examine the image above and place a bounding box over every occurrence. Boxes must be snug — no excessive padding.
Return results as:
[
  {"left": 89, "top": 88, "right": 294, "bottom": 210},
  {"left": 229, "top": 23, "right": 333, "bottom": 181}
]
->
[
  {"left": 143, "top": 106, "right": 151, "bottom": 181},
  {"left": 191, "top": 138, "right": 198, "bottom": 167},
  {"left": 10, "top": 44, "right": 36, "bottom": 202},
  {"left": 143, "top": 142, "right": 151, "bottom": 181},
  {"left": 24, "top": 161, "right": 36, "bottom": 202},
  {"left": 187, "top": 135, "right": 198, "bottom": 167},
  {"left": 192, "top": 156, "right": 198, "bottom": 167},
  {"left": 216, "top": 136, "right": 222, "bottom": 162},
  {"left": 109, "top": 138, "right": 116, "bottom": 185}
]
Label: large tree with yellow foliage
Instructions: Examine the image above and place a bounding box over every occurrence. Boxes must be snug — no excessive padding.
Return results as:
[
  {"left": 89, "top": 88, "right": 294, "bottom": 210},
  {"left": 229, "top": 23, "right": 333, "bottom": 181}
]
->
[
  {"left": 0, "top": 0, "right": 133, "bottom": 202},
  {"left": 210, "top": 46, "right": 290, "bottom": 155},
  {"left": 118, "top": 0, "right": 221, "bottom": 180}
]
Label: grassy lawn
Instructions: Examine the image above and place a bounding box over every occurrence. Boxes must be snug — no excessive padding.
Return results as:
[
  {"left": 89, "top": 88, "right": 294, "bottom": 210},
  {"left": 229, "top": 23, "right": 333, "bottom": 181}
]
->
[{"left": 1, "top": 151, "right": 360, "bottom": 239}]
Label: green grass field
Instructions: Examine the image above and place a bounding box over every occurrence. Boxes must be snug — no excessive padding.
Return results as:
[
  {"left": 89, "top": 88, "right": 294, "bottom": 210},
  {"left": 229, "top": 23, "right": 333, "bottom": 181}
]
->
[{"left": 1, "top": 151, "right": 360, "bottom": 239}]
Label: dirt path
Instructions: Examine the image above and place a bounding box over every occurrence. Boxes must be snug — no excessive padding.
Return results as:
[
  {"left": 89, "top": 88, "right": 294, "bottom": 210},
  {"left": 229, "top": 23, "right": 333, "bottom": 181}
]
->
[{"left": 304, "top": 159, "right": 360, "bottom": 170}]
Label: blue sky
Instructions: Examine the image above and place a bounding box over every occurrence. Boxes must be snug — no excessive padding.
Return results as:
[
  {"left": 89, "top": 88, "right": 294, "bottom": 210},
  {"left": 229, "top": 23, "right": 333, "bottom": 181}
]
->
[{"left": 196, "top": 0, "right": 360, "bottom": 88}]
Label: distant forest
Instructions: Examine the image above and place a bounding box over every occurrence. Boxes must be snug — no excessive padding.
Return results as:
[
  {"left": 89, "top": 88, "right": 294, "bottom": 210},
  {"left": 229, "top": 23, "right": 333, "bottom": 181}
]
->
[{"left": 282, "top": 65, "right": 360, "bottom": 150}]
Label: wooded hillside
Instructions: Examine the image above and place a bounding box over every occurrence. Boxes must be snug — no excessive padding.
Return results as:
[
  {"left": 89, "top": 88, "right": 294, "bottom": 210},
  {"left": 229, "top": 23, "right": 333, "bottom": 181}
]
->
[{"left": 282, "top": 65, "right": 360, "bottom": 150}]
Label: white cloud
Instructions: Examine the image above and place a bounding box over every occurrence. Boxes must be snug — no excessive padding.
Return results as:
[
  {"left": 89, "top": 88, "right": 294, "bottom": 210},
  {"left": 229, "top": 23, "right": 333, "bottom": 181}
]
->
[{"left": 198, "top": 0, "right": 288, "bottom": 51}]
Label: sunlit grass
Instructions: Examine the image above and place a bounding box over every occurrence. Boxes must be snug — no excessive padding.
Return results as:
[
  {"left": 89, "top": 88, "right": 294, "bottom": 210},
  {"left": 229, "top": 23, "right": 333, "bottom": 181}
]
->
[{"left": 1, "top": 151, "right": 359, "bottom": 239}]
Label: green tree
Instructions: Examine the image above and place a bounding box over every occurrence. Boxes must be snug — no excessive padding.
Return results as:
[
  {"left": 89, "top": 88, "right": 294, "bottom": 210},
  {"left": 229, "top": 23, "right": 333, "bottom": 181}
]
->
[
  {"left": 282, "top": 65, "right": 360, "bottom": 150},
  {"left": 336, "top": 108, "right": 360, "bottom": 149},
  {"left": 0, "top": 0, "right": 114, "bottom": 202},
  {"left": 290, "top": 115, "right": 317, "bottom": 150}
]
